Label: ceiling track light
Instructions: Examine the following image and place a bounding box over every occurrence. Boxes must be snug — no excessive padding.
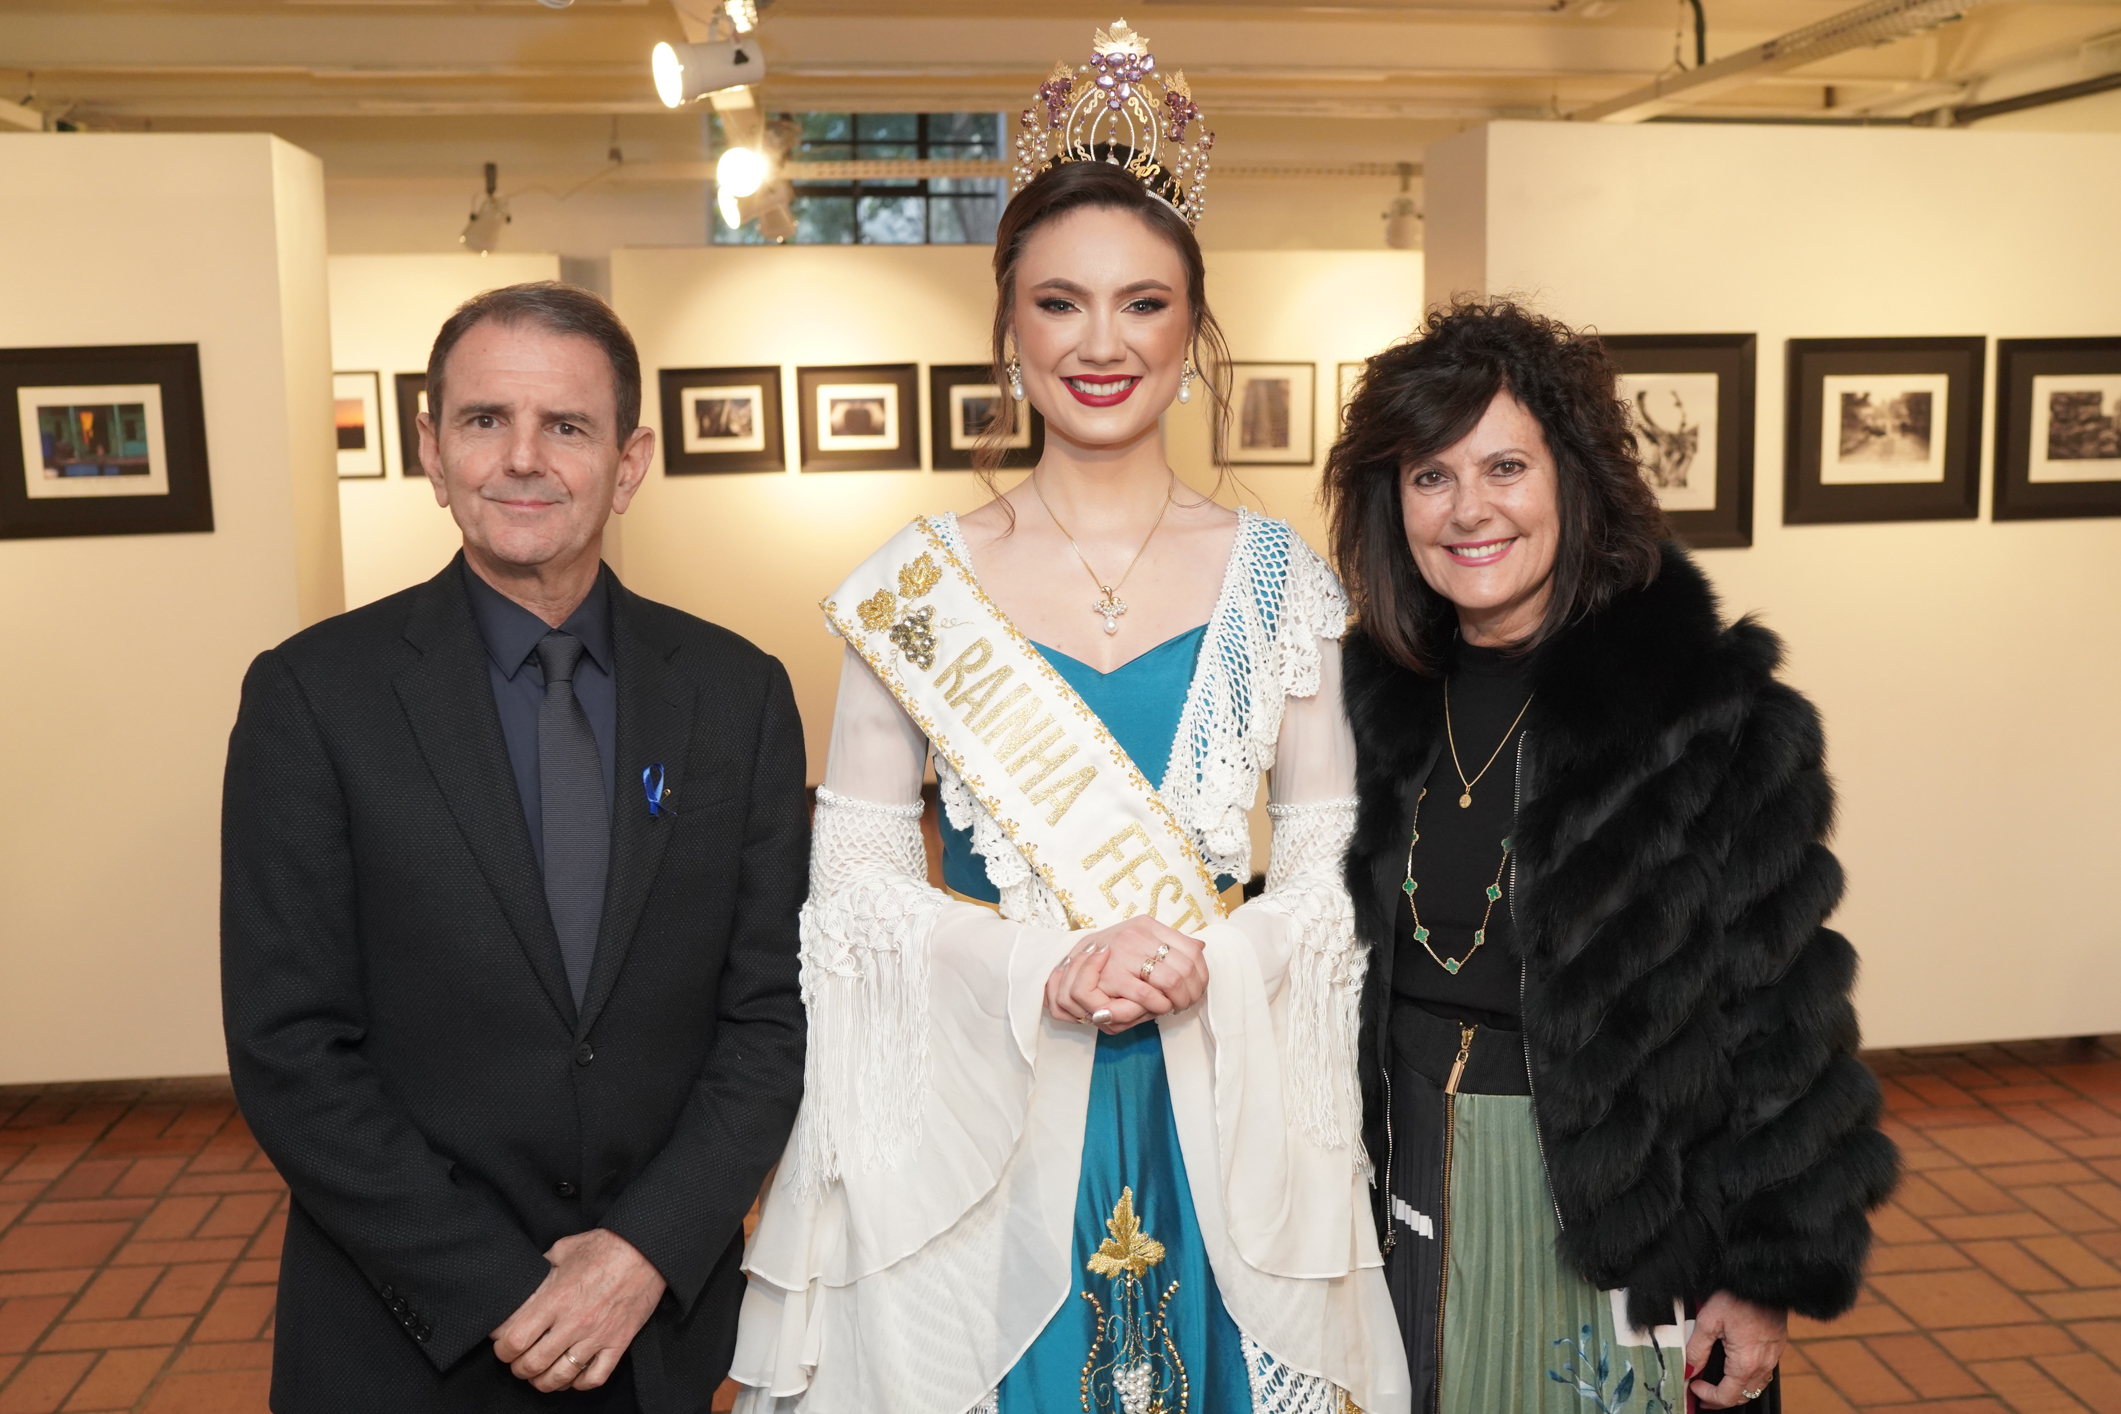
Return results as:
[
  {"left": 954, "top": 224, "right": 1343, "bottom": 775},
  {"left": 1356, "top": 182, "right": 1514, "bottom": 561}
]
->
[
  {"left": 1382, "top": 161, "right": 1421, "bottom": 250},
  {"left": 652, "top": 36, "right": 766, "bottom": 108},
  {"left": 461, "top": 161, "right": 511, "bottom": 254}
]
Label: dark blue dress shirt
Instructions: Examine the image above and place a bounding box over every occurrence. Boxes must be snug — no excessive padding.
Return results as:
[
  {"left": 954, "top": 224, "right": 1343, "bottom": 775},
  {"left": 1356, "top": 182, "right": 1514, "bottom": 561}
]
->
[{"left": 462, "top": 560, "right": 618, "bottom": 874}]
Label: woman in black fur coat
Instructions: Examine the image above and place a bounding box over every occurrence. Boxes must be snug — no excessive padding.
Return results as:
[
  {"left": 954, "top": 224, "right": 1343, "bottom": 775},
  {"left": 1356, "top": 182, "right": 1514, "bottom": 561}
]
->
[{"left": 1323, "top": 300, "right": 1898, "bottom": 1414}]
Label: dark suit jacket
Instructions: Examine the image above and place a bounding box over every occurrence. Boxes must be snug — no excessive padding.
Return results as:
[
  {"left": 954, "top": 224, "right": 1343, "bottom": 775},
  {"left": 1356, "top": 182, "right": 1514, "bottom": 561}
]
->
[{"left": 221, "top": 556, "right": 808, "bottom": 1413}]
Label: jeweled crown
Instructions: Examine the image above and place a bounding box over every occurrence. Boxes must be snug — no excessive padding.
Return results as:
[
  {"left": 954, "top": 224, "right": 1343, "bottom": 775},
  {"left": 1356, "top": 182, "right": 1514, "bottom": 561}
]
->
[{"left": 1010, "top": 20, "right": 1215, "bottom": 229}]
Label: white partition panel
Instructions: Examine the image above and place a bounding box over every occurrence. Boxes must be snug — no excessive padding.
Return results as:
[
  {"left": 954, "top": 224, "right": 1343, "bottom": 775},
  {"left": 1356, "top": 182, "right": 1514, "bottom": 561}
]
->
[{"left": 0, "top": 134, "right": 337, "bottom": 1083}]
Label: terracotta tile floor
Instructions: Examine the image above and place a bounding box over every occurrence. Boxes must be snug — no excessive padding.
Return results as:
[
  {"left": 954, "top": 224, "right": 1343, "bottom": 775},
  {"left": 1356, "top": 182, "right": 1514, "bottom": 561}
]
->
[
  {"left": 1784, "top": 1035, "right": 2121, "bottom": 1414},
  {"left": 1, "top": 1036, "right": 2115, "bottom": 1412}
]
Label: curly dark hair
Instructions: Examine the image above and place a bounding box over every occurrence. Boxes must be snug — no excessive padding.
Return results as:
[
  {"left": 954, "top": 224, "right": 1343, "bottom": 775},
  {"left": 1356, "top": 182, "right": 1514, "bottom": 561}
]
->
[{"left": 1323, "top": 297, "right": 1666, "bottom": 674}]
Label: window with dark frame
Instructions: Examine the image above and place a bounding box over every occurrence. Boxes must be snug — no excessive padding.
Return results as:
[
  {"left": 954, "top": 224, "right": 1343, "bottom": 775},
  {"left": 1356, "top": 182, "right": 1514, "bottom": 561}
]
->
[{"left": 711, "top": 111, "right": 1006, "bottom": 246}]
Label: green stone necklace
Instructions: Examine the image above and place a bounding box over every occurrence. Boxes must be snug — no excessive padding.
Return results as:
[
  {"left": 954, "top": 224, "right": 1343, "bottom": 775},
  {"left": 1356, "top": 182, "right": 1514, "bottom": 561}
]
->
[{"left": 1401, "top": 786, "right": 1514, "bottom": 976}]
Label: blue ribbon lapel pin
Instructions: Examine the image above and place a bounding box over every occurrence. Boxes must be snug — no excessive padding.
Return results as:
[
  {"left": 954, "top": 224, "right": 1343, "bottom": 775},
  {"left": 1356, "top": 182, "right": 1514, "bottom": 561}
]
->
[{"left": 642, "top": 763, "right": 670, "bottom": 818}]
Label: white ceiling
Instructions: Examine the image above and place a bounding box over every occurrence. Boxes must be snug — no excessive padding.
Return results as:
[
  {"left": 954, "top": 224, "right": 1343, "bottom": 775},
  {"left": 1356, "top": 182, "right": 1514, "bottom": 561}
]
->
[{"left": 2, "top": 1, "right": 2117, "bottom": 148}]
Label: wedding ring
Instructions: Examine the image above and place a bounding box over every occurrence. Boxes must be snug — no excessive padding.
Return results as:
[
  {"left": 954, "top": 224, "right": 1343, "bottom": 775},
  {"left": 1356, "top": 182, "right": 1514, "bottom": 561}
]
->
[
  {"left": 561, "top": 1352, "right": 587, "bottom": 1370},
  {"left": 1138, "top": 956, "right": 1159, "bottom": 979},
  {"left": 1741, "top": 1389, "right": 1763, "bottom": 1402}
]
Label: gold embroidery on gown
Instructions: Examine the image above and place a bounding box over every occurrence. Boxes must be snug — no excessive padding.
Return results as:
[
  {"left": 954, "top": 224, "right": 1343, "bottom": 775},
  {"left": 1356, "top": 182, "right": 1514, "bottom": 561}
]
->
[{"left": 1079, "top": 1188, "right": 1187, "bottom": 1414}]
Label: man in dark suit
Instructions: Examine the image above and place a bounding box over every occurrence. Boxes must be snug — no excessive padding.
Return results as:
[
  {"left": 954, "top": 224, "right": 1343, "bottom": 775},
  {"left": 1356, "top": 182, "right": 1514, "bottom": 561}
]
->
[{"left": 222, "top": 282, "right": 808, "bottom": 1411}]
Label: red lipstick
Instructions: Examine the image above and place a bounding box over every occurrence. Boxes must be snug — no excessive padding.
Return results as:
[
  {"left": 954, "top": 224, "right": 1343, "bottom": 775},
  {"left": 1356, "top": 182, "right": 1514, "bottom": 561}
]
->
[{"left": 1062, "top": 375, "right": 1141, "bottom": 408}]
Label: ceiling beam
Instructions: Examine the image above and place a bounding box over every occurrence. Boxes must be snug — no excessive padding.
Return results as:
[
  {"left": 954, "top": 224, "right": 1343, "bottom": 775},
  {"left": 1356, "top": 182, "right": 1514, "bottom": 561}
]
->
[{"left": 1570, "top": 0, "right": 2003, "bottom": 123}]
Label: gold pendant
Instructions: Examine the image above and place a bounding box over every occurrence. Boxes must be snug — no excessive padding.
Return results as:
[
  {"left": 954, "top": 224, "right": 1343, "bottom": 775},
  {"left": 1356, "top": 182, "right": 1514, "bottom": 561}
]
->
[
  {"left": 1093, "top": 588, "right": 1127, "bottom": 636},
  {"left": 1459, "top": 791, "right": 1473, "bottom": 808}
]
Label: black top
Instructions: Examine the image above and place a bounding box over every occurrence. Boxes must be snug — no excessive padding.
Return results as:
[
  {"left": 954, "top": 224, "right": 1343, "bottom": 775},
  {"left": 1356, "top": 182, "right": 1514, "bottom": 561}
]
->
[
  {"left": 462, "top": 559, "right": 618, "bottom": 870},
  {"left": 1390, "top": 640, "right": 1534, "bottom": 1029}
]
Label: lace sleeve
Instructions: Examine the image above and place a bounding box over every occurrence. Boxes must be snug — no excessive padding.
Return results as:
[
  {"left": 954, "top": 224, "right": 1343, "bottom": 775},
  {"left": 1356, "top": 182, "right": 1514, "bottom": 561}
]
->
[
  {"left": 1229, "top": 638, "right": 1365, "bottom": 1153},
  {"left": 788, "top": 648, "right": 947, "bottom": 1193}
]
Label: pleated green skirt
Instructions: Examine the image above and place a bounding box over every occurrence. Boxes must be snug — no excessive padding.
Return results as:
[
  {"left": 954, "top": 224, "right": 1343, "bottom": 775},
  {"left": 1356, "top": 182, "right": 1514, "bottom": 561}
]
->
[{"left": 1440, "top": 1095, "right": 1687, "bottom": 1414}]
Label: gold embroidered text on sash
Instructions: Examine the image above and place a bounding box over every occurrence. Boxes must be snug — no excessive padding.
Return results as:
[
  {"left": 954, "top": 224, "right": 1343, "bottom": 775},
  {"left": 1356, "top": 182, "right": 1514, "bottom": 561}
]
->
[{"left": 823, "top": 518, "right": 1224, "bottom": 933}]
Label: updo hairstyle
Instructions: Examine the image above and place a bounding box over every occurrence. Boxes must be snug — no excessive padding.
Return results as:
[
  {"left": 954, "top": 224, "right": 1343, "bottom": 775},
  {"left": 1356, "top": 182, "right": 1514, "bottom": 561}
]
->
[{"left": 979, "top": 160, "right": 1234, "bottom": 489}]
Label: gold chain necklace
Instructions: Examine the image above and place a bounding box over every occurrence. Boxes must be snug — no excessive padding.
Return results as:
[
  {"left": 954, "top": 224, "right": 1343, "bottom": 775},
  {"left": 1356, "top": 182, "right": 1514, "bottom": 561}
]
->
[
  {"left": 1445, "top": 679, "right": 1534, "bottom": 808},
  {"left": 1401, "top": 787, "right": 1512, "bottom": 976},
  {"left": 1033, "top": 474, "right": 1175, "bottom": 636}
]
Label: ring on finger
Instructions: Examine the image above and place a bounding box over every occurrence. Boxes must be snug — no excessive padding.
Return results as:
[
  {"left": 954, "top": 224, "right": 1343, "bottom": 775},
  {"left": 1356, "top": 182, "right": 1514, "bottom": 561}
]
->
[
  {"left": 1740, "top": 1388, "right": 1763, "bottom": 1402},
  {"left": 1138, "top": 942, "right": 1171, "bottom": 979},
  {"left": 561, "top": 1351, "right": 588, "bottom": 1371}
]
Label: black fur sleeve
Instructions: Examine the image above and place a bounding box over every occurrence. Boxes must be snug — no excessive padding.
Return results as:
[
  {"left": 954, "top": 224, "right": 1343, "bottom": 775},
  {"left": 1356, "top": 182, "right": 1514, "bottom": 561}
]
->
[{"left": 1707, "top": 680, "right": 1901, "bottom": 1319}]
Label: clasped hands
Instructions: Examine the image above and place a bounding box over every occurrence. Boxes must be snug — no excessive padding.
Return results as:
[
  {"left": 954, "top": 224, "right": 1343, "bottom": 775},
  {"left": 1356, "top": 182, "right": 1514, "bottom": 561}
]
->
[
  {"left": 1046, "top": 915, "right": 1207, "bottom": 1035},
  {"left": 490, "top": 1228, "right": 666, "bottom": 1393}
]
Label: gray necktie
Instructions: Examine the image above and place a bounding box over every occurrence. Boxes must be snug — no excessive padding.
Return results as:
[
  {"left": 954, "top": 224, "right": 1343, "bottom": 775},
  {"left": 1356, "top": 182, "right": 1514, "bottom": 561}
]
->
[{"left": 536, "top": 631, "right": 608, "bottom": 1008}]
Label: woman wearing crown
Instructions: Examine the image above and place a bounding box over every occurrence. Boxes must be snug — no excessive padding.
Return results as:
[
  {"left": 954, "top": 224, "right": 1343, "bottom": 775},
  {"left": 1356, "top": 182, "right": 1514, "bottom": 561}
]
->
[{"left": 728, "top": 22, "right": 1407, "bottom": 1414}]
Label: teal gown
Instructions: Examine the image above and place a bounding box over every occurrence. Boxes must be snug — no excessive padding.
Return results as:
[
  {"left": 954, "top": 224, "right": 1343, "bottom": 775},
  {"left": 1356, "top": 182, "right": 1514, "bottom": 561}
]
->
[{"left": 940, "top": 626, "right": 1252, "bottom": 1414}]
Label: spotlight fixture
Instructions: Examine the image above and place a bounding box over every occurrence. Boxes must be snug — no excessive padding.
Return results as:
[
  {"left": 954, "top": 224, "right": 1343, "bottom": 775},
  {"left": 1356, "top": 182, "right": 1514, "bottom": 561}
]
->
[
  {"left": 715, "top": 145, "right": 765, "bottom": 230},
  {"left": 1382, "top": 161, "right": 1422, "bottom": 250},
  {"left": 461, "top": 162, "right": 511, "bottom": 254},
  {"left": 652, "top": 37, "right": 765, "bottom": 108},
  {"left": 715, "top": 112, "right": 798, "bottom": 241},
  {"left": 716, "top": 145, "right": 766, "bottom": 199}
]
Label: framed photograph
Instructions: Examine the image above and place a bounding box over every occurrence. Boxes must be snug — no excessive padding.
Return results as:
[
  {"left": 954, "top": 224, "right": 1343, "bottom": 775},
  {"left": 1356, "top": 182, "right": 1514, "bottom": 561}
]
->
[
  {"left": 797, "top": 363, "right": 920, "bottom": 472},
  {"left": 657, "top": 364, "right": 784, "bottom": 474},
  {"left": 1993, "top": 337, "right": 2121, "bottom": 521},
  {"left": 395, "top": 372, "right": 429, "bottom": 479},
  {"left": 1337, "top": 362, "right": 1366, "bottom": 420},
  {"left": 1784, "top": 337, "right": 1983, "bottom": 525},
  {"left": 0, "top": 343, "right": 212, "bottom": 540},
  {"left": 334, "top": 371, "right": 386, "bottom": 478},
  {"left": 1602, "top": 334, "right": 1757, "bottom": 549},
  {"left": 658, "top": 365, "right": 784, "bottom": 475},
  {"left": 1230, "top": 362, "right": 1316, "bottom": 465},
  {"left": 929, "top": 364, "right": 1042, "bottom": 471}
]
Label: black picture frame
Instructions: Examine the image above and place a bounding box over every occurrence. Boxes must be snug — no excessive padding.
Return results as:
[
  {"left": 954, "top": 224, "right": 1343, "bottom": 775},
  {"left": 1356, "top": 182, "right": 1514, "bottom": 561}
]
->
[
  {"left": 797, "top": 363, "right": 921, "bottom": 472},
  {"left": 658, "top": 365, "right": 786, "bottom": 475},
  {"left": 928, "top": 363, "right": 1043, "bottom": 471},
  {"left": 1784, "top": 337, "right": 1984, "bottom": 525},
  {"left": 1993, "top": 337, "right": 2121, "bottom": 521},
  {"left": 1602, "top": 333, "right": 1756, "bottom": 549},
  {"left": 0, "top": 343, "right": 213, "bottom": 540},
  {"left": 395, "top": 372, "right": 428, "bottom": 479}
]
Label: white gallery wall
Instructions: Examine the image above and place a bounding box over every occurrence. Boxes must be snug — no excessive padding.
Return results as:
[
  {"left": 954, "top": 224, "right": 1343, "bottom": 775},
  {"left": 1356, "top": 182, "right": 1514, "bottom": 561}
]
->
[
  {"left": 0, "top": 134, "right": 339, "bottom": 1084},
  {"left": 608, "top": 245, "right": 1423, "bottom": 781},
  {"left": 330, "top": 252, "right": 563, "bottom": 609},
  {"left": 1426, "top": 121, "right": 2121, "bottom": 1051}
]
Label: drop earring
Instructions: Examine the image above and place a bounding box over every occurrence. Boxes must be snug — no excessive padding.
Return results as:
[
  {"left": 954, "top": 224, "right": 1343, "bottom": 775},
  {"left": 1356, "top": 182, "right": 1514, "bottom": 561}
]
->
[
  {"left": 1007, "top": 357, "right": 1025, "bottom": 402},
  {"left": 1177, "top": 358, "right": 1195, "bottom": 404}
]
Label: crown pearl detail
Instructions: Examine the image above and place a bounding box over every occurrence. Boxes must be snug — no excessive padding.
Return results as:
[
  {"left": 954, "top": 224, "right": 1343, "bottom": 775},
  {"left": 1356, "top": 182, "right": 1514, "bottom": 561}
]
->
[{"left": 1011, "top": 19, "right": 1215, "bottom": 230}]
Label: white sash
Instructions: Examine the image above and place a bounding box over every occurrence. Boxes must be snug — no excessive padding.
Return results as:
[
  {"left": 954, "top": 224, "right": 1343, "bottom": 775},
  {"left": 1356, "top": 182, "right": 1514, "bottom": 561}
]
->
[{"left": 823, "top": 517, "right": 1225, "bottom": 934}]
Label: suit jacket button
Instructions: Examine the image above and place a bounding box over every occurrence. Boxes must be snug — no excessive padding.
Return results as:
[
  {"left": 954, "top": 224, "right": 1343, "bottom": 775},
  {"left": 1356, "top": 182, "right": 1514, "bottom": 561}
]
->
[
  {"left": 574, "top": 1042, "right": 595, "bottom": 1066},
  {"left": 556, "top": 1181, "right": 579, "bottom": 1199}
]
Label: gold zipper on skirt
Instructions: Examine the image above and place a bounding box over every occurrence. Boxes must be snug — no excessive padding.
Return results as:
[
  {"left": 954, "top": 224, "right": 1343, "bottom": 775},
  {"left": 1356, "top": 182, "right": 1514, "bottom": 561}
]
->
[{"left": 1434, "top": 1023, "right": 1476, "bottom": 1411}]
